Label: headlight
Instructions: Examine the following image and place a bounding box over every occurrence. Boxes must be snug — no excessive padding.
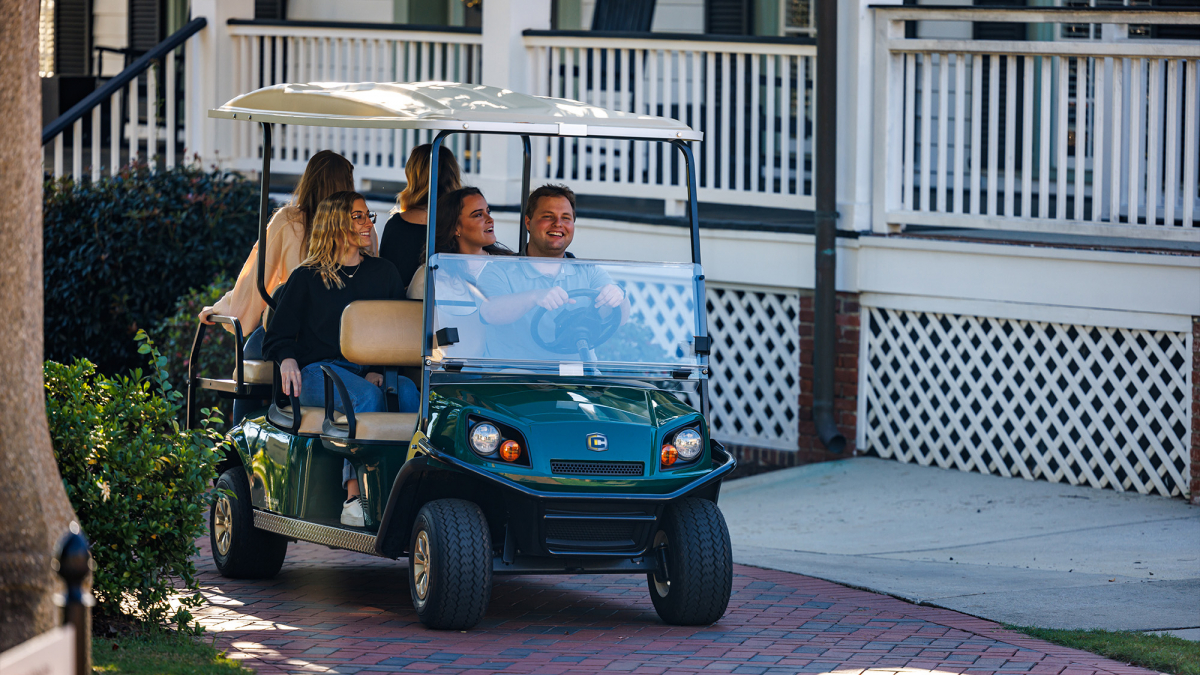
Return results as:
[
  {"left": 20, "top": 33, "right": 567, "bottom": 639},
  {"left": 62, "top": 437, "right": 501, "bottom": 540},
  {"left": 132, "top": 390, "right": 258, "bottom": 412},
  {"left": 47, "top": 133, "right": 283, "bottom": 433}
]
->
[
  {"left": 470, "top": 422, "right": 501, "bottom": 456},
  {"left": 673, "top": 428, "right": 703, "bottom": 460}
]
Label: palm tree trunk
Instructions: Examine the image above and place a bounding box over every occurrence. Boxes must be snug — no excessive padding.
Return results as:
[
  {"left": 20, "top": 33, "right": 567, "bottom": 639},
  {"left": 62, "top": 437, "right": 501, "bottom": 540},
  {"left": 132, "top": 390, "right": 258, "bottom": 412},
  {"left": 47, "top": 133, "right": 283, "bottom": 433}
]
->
[{"left": 0, "top": 0, "right": 80, "bottom": 652}]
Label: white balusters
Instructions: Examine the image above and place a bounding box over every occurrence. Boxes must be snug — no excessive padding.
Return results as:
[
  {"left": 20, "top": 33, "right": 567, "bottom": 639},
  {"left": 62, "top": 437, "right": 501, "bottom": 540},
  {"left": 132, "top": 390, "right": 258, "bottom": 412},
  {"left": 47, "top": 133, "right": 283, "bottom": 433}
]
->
[
  {"left": 1163, "top": 59, "right": 1179, "bottom": 228},
  {"left": 936, "top": 53, "right": 949, "bottom": 213},
  {"left": 919, "top": 53, "right": 932, "bottom": 211},
  {"left": 1003, "top": 55, "right": 1016, "bottom": 218},
  {"left": 1021, "top": 55, "right": 1033, "bottom": 218},
  {"left": 166, "top": 50, "right": 176, "bottom": 168},
  {"left": 874, "top": 5, "right": 1199, "bottom": 240},
  {"left": 1183, "top": 60, "right": 1197, "bottom": 229},
  {"left": 71, "top": 119, "right": 82, "bottom": 181},
  {"left": 522, "top": 36, "right": 817, "bottom": 210}
]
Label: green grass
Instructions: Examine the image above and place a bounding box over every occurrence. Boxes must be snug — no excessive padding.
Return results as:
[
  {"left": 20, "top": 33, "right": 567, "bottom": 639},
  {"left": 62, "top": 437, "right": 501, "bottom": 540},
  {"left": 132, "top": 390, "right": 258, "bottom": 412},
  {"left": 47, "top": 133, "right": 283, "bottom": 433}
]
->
[
  {"left": 93, "top": 630, "right": 250, "bottom": 675},
  {"left": 1009, "top": 626, "right": 1200, "bottom": 675}
]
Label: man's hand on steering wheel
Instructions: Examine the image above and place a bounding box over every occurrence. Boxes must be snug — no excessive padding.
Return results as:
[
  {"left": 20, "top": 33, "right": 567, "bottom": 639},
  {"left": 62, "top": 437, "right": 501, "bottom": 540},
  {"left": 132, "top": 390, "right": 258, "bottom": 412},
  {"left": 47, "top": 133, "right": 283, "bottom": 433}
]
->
[
  {"left": 594, "top": 284, "right": 624, "bottom": 308},
  {"left": 534, "top": 286, "right": 574, "bottom": 311}
]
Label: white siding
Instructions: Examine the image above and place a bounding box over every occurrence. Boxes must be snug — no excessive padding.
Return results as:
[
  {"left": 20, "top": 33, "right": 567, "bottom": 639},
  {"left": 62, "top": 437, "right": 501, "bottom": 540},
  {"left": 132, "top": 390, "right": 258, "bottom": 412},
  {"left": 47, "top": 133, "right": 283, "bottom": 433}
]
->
[
  {"left": 652, "top": 0, "right": 704, "bottom": 33},
  {"left": 916, "top": 0, "right": 971, "bottom": 40},
  {"left": 92, "top": 0, "right": 127, "bottom": 77},
  {"left": 287, "top": 0, "right": 393, "bottom": 23}
]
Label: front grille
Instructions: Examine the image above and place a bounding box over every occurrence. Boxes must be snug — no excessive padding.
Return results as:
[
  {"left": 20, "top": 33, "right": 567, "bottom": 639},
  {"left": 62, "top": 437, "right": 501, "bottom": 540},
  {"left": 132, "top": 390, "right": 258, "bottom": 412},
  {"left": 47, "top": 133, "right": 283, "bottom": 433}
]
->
[
  {"left": 545, "top": 520, "right": 636, "bottom": 543},
  {"left": 550, "top": 460, "right": 644, "bottom": 476}
]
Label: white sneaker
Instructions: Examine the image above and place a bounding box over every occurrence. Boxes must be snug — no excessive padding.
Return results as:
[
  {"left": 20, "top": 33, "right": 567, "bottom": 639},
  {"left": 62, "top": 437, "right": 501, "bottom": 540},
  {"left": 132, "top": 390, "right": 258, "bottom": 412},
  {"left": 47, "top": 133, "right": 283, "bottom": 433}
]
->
[{"left": 340, "top": 497, "right": 365, "bottom": 527}]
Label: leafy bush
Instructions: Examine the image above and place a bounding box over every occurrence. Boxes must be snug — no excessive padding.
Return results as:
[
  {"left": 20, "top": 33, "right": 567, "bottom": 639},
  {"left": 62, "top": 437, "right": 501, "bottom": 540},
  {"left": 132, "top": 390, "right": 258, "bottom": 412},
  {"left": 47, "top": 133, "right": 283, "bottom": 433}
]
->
[
  {"left": 150, "top": 275, "right": 236, "bottom": 421},
  {"left": 44, "top": 162, "right": 259, "bottom": 374},
  {"left": 46, "top": 331, "right": 228, "bottom": 627}
]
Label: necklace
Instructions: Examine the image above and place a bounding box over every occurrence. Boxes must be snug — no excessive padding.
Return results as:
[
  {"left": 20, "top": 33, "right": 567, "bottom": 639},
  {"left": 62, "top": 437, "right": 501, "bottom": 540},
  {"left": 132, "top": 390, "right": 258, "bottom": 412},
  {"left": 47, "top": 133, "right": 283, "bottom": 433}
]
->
[{"left": 342, "top": 263, "right": 361, "bottom": 279}]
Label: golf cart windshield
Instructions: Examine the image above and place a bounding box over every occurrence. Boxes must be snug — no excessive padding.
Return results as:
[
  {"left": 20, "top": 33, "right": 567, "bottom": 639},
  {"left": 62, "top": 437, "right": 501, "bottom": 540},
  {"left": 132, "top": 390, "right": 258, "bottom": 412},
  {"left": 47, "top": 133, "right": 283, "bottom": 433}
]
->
[{"left": 428, "top": 254, "right": 705, "bottom": 378}]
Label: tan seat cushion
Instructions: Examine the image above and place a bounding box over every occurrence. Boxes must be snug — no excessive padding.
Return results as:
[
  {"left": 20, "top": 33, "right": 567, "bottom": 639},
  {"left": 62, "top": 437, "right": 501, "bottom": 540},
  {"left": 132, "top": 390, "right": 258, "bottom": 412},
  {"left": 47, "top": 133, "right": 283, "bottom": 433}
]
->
[
  {"left": 330, "top": 412, "right": 418, "bottom": 442},
  {"left": 279, "top": 405, "right": 324, "bottom": 435},
  {"left": 341, "top": 300, "right": 423, "bottom": 367},
  {"left": 239, "top": 359, "right": 274, "bottom": 385}
]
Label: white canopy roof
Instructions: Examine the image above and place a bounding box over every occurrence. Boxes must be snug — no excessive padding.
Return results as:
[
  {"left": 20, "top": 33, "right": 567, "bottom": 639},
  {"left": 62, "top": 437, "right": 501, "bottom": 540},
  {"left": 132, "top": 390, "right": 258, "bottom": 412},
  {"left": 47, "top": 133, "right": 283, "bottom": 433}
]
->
[{"left": 208, "top": 81, "right": 701, "bottom": 141}]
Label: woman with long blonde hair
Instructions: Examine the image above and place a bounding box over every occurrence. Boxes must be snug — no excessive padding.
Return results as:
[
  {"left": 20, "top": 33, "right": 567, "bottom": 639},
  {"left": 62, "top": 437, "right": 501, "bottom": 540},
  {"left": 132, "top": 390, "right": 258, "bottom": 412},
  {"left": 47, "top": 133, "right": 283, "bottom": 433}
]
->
[
  {"left": 263, "top": 191, "right": 417, "bottom": 527},
  {"left": 199, "top": 150, "right": 365, "bottom": 422},
  {"left": 379, "top": 143, "right": 462, "bottom": 286}
]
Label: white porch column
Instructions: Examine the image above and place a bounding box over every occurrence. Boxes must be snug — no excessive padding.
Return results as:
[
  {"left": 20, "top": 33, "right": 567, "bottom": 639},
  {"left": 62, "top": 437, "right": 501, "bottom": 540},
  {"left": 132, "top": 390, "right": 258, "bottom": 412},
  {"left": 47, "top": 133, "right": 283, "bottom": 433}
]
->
[
  {"left": 476, "top": 0, "right": 552, "bottom": 206},
  {"left": 187, "top": 0, "right": 253, "bottom": 166},
  {"left": 837, "top": 0, "right": 900, "bottom": 232}
]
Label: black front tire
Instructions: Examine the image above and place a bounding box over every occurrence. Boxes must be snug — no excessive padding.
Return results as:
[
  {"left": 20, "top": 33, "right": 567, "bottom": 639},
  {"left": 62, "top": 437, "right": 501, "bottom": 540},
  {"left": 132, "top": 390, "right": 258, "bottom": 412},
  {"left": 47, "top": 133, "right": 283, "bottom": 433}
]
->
[
  {"left": 647, "top": 498, "right": 733, "bottom": 625},
  {"left": 408, "top": 499, "right": 493, "bottom": 630},
  {"left": 210, "top": 466, "right": 288, "bottom": 579}
]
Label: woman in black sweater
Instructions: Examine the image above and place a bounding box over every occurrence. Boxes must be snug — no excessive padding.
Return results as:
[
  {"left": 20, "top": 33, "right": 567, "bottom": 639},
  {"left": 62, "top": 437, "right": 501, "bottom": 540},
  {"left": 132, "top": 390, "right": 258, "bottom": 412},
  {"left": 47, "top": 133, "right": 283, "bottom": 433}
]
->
[
  {"left": 378, "top": 143, "right": 462, "bottom": 287},
  {"left": 263, "top": 191, "right": 418, "bottom": 527}
]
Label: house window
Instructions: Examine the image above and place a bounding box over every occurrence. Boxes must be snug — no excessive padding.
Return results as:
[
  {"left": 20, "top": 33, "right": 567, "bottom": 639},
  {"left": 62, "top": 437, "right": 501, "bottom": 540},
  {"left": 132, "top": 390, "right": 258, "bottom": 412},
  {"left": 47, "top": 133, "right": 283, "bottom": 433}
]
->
[
  {"left": 1056, "top": 0, "right": 1199, "bottom": 40},
  {"left": 780, "top": 0, "right": 813, "bottom": 36}
]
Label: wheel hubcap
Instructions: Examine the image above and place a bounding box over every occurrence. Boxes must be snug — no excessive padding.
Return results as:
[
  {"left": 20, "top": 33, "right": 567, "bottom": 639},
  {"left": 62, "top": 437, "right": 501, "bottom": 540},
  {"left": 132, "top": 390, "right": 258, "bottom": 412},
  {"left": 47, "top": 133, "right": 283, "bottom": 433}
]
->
[
  {"left": 652, "top": 530, "right": 670, "bottom": 597},
  {"left": 413, "top": 530, "right": 431, "bottom": 600},
  {"left": 213, "top": 497, "right": 233, "bottom": 556}
]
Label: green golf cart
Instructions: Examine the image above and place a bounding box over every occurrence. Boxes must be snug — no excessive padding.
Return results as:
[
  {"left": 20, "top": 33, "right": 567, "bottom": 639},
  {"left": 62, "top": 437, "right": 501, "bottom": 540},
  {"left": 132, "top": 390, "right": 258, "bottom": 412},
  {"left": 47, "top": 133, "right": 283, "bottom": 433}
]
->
[{"left": 190, "top": 82, "right": 736, "bottom": 630}]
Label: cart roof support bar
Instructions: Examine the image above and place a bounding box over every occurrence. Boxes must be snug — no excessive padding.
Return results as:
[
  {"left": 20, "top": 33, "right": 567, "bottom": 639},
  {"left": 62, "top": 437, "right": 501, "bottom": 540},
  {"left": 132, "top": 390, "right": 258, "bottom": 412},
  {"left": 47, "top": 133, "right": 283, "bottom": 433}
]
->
[{"left": 257, "top": 123, "right": 276, "bottom": 309}]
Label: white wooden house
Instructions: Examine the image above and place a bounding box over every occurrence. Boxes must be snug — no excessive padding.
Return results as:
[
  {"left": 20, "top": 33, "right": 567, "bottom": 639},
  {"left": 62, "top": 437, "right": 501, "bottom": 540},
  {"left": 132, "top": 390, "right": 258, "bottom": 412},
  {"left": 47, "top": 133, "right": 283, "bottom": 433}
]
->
[{"left": 39, "top": 0, "right": 1200, "bottom": 501}]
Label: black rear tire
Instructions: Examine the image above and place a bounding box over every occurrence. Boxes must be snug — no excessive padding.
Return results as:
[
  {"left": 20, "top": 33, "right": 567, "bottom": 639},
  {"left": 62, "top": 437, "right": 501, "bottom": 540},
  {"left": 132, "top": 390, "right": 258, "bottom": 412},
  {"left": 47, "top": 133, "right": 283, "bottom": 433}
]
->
[
  {"left": 647, "top": 498, "right": 733, "bottom": 625},
  {"left": 210, "top": 466, "right": 288, "bottom": 579},
  {"left": 408, "top": 499, "right": 492, "bottom": 630}
]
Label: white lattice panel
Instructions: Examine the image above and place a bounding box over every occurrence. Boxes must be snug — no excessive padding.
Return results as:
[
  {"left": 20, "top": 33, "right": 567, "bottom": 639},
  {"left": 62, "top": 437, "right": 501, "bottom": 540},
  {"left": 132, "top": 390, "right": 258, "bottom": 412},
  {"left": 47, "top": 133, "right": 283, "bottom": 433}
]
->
[
  {"left": 618, "top": 281, "right": 802, "bottom": 451},
  {"left": 707, "top": 288, "right": 801, "bottom": 450},
  {"left": 621, "top": 277, "right": 697, "bottom": 357},
  {"left": 863, "top": 307, "right": 1193, "bottom": 497}
]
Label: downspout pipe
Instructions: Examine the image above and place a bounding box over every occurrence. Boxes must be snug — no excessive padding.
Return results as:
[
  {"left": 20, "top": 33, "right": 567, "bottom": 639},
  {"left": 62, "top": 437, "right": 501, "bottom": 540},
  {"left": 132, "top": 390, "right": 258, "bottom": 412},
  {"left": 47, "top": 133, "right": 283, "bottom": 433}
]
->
[{"left": 813, "top": 0, "right": 846, "bottom": 453}]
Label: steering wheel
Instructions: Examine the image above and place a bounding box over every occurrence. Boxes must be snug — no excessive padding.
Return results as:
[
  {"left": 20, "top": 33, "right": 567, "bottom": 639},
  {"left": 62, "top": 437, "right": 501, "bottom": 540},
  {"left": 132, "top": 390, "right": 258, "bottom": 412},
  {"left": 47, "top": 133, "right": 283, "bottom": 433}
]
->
[{"left": 528, "top": 288, "right": 623, "bottom": 356}]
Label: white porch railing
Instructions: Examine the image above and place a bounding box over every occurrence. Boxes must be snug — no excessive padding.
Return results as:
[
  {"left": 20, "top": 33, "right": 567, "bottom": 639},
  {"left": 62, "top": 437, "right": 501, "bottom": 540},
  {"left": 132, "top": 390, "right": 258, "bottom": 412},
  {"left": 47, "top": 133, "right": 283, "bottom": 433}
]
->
[
  {"left": 42, "top": 18, "right": 206, "bottom": 180},
  {"left": 226, "top": 21, "right": 484, "bottom": 184},
  {"left": 873, "top": 7, "right": 1200, "bottom": 242},
  {"left": 524, "top": 33, "right": 818, "bottom": 212}
]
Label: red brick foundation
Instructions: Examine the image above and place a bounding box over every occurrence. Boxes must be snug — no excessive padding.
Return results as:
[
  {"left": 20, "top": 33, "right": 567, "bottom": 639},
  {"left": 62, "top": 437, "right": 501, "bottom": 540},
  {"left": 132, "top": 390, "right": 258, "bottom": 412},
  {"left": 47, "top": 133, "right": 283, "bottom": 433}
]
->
[
  {"left": 797, "top": 291, "right": 860, "bottom": 456},
  {"left": 1191, "top": 317, "right": 1199, "bottom": 505}
]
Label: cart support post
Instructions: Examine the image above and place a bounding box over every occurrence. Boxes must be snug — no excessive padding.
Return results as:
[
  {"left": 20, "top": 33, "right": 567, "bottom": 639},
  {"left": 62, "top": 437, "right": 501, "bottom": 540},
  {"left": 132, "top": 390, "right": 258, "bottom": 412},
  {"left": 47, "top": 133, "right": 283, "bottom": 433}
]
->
[
  {"left": 673, "top": 140, "right": 702, "bottom": 265},
  {"left": 519, "top": 135, "right": 531, "bottom": 254},
  {"left": 673, "top": 140, "right": 710, "bottom": 419},
  {"left": 420, "top": 130, "right": 454, "bottom": 424},
  {"left": 812, "top": 0, "right": 846, "bottom": 453},
  {"left": 256, "top": 122, "right": 275, "bottom": 309}
]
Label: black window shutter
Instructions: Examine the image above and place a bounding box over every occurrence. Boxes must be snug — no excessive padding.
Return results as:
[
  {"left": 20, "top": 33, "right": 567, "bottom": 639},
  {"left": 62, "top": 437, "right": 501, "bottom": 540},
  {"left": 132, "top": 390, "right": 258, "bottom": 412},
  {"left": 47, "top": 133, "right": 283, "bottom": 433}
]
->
[
  {"left": 1151, "top": 0, "right": 1200, "bottom": 39},
  {"left": 706, "top": 0, "right": 752, "bottom": 36},
  {"left": 591, "top": 0, "right": 657, "bottom": 31},
  {"left": 255, "top": 0, "right": 288, "bottom": 20},
  {"left": 55, "top": 0, "right": 92, "bottom": 76},
  {"left": 129, "top": 0, "right": 165, "bottom": 53}
]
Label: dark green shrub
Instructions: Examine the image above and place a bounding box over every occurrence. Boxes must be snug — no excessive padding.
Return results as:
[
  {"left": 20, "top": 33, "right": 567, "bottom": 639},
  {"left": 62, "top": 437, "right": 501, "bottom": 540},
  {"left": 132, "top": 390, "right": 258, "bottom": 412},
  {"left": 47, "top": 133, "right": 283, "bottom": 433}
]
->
[
  {"left": 46, "top": 331, "right": 227, "bottom": 627},
  {"left": 44, "top": 163, "right": 259, "bottom": 374},
  {"left": 150, "top": 275, "right": 237, "bottom": 421}
]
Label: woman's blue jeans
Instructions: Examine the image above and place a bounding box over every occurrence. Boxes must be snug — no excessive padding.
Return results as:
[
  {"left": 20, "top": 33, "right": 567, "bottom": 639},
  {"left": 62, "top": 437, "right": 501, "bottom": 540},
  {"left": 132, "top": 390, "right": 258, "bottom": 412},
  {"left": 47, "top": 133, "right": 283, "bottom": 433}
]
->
[{"left": 297, "top": 359, "right": 419, "bottom": 489}]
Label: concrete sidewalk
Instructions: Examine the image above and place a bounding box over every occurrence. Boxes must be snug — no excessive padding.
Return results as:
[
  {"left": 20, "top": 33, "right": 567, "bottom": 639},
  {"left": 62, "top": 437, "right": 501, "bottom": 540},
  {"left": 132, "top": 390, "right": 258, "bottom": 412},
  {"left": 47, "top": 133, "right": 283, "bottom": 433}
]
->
[{"left": 720, "top": 457, "right": 1200, "bottom": 636}]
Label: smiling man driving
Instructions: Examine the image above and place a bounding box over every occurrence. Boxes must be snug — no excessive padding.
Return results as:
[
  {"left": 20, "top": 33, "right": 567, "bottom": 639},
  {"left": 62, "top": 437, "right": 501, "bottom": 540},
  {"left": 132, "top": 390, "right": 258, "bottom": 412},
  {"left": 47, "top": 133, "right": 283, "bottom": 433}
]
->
[{"left": 475, "top": 184, "right": 627, "bottom": 361}]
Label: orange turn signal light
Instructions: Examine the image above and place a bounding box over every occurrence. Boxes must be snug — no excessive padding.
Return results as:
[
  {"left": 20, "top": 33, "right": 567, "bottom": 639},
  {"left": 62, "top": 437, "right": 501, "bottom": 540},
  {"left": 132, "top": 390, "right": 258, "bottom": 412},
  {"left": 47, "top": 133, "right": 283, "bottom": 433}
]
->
[
  {"left": 661, "top": 444, "right": 678, "bottom": 466},
  {"left": 499, "top": 439, "right": 522, "bottom": 462}
]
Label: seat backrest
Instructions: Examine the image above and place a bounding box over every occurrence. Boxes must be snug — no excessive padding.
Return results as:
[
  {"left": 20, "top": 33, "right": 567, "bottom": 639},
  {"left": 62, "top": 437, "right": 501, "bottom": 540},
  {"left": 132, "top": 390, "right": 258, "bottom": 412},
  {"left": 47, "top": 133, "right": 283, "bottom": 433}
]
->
[{"left": 341, "top": 300, "right": 424, "bottom": 366}]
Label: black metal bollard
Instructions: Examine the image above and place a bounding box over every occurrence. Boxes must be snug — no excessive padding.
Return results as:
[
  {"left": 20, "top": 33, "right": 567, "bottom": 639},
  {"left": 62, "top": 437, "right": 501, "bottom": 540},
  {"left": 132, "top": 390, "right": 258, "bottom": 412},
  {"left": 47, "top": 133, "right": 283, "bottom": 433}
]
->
[{"left": 54, "top": 522, "right": 92, "bottom": 675}]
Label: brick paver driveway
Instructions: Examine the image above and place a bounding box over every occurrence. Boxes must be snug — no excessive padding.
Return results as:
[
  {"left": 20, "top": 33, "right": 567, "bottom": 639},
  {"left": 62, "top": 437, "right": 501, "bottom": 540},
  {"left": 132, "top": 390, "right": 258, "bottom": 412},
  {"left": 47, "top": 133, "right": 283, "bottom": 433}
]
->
[{"left": 194, "top": 539, "right": 1154, "bottom": 675}]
